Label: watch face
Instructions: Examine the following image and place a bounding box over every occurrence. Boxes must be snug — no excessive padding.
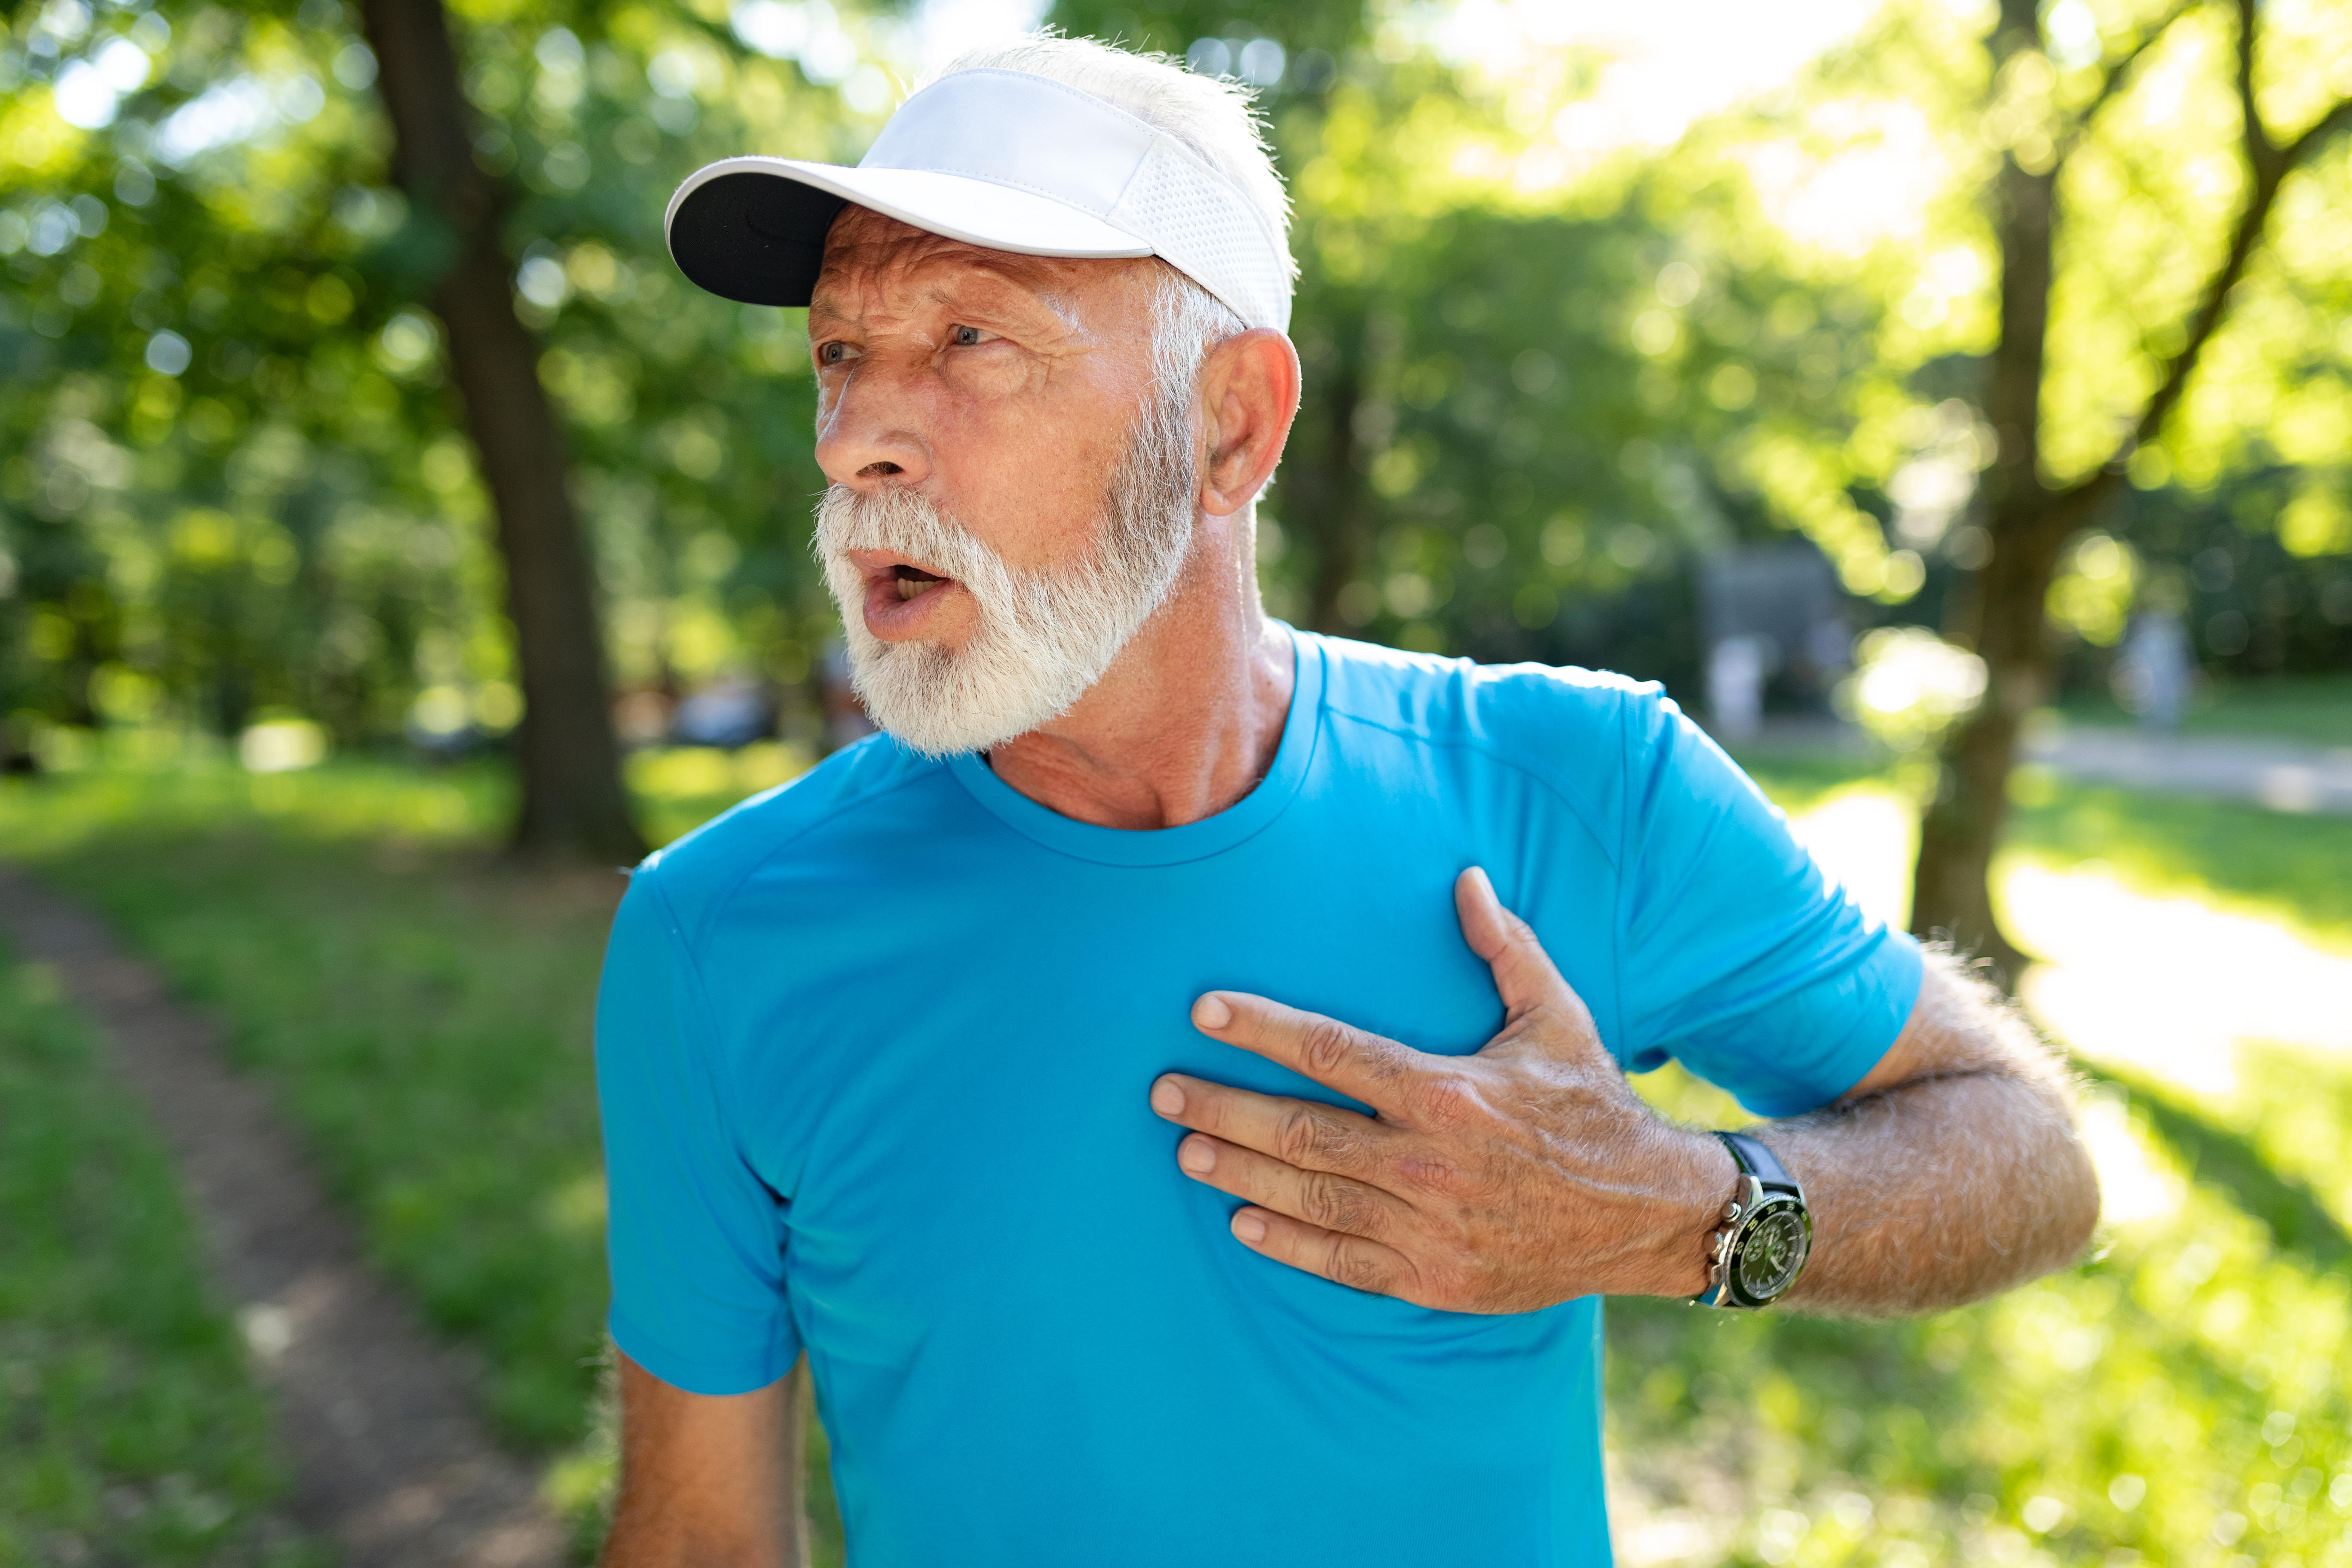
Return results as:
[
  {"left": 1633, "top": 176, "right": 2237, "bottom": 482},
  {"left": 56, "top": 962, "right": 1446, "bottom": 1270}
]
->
[{"left": 1735, "top": 1202, "right": 1811, "bottom": 1303}]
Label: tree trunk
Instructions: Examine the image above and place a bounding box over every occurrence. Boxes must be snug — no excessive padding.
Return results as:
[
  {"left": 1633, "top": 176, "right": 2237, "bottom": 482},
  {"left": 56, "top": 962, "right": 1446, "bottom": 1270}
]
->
[
  {"left": 1298, "top": 306, "right": 1371, "bottom": 634},
  {"left": 1909, "top": 0, "right": 2065, "bottom": 973},
  {"left": 1910, "top": 0, "right": 2352, "bottom": 974},
  {"left": 356, "top": 0, "right": 643, "bottom": 863},
  {"left": 1910, "top": 523, "right": 2071, "bottom": 970}
]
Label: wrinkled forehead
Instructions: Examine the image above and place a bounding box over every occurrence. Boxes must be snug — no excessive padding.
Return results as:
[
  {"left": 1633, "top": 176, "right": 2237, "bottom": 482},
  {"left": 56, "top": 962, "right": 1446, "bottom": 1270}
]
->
[{"left": 809, "top": 206, "right": 1152, "bottom": 330}]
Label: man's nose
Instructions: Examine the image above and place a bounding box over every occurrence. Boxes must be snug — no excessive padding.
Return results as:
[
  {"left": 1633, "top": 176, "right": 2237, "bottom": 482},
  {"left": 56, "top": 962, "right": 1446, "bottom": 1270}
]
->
[{"left": 815, "top": 361, "right": 932, "bottom": 491}]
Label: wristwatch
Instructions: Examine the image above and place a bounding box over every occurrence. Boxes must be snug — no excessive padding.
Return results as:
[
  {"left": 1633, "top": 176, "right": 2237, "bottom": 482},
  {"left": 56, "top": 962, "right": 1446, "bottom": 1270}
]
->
[{"left": 1693, "top": 1130, "right": 1812, "bottom": 1309}]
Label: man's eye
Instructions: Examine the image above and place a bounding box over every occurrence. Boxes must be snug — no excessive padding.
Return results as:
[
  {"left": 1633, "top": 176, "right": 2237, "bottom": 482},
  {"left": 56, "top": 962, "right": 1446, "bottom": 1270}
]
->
[
  {"left": 819, "top": 341, "right": 851, "bottom": 365},
  {"left": 950, "top": 325, "right": 981, "bottom": 346}
]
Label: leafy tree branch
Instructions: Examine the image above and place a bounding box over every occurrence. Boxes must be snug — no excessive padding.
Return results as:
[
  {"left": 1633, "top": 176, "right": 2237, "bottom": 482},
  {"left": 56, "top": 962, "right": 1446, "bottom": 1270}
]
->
[{"left": 2057, "top": 0, "right": 2352, "bottom": 530}]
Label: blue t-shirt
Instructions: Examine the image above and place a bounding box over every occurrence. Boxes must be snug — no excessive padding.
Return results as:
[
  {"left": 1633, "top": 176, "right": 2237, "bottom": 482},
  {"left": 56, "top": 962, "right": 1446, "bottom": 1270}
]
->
[{"left": 596, "top": 630, "right": 1920, "bottom": 1567}]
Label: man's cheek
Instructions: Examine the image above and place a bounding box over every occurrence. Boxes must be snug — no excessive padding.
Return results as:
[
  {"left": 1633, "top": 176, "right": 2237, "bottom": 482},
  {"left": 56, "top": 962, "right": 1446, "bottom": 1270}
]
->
[{"left": 952, "top": 462, "right": 1107, "bottom": 570}]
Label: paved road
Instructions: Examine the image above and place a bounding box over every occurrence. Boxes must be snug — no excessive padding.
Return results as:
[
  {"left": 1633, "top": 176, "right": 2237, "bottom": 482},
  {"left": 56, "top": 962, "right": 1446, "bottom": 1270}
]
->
[
  {"left": 2023, "top": 727, "right": 2352, "bottom": 815},
  {"left": 1730, "top": 717, "right": 2352, "bottom": 815}
]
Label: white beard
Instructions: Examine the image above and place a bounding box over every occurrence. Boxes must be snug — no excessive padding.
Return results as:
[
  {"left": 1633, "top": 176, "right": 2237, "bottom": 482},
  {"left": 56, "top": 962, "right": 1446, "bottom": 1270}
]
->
[{"left": 813, "top": 392, "right": 1199, "bottom": 759}]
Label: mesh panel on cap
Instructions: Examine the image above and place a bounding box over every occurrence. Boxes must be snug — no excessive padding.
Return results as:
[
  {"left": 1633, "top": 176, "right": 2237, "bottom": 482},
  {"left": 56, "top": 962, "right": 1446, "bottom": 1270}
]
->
[{"left": 1108, "top": 140, "right": 1291, "bottom": 333}]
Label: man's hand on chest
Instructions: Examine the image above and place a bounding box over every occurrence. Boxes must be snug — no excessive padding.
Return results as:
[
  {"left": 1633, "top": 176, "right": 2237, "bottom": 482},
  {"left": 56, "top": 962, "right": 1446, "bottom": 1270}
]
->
[{"left": 1148, "top": 867, "right": 1736, "bottom": 1313}]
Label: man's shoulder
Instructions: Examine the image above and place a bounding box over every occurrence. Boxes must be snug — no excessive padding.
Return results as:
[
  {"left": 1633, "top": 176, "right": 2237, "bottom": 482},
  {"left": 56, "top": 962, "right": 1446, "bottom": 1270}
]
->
[
  {"left": 1308, "top": 631, "right": 1678, "bottom": 790},
  {"left": 628, "top": 734, "right": 947, "bottom": 931}
]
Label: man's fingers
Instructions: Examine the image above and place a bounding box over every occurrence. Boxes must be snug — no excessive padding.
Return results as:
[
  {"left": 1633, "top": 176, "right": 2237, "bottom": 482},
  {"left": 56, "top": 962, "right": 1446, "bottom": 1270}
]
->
[
  {"left": 1173, "top": 1133, "right": 1412, "bottom": 1241},
  {"left": 1228, "top": 1206, "right": 1419, "bottom": 1300},
  {"left": 1190, "top": 992, "right": 1423, "bottom": 1114},
  {"left": 1453, "top": 866, "right": 1579, "bottom": 1022},
  {"left": 1151, "top": 1074, "right": 1396, "bottom": 1177}
]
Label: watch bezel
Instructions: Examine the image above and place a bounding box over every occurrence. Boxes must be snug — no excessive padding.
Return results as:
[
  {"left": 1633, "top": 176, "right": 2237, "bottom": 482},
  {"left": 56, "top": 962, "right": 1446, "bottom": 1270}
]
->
[{"left": 1720, "top": 1190, "right": 1812, "bottom": 1308}]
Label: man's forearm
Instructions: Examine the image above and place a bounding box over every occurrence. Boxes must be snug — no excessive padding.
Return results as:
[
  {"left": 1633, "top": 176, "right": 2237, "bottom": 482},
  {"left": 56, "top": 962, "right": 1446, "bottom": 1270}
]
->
[
  {"left": 599, "top": 1356, "right": 802, "bottom": 1568},
  {"left": 1761, "top": 957, "right": 2101, "bottom": 1315}
]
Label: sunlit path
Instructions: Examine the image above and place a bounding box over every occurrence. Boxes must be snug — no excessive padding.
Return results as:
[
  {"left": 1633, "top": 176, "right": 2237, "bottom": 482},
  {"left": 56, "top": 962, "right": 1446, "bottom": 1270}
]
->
[
  {"left": 1781, "top": 786, "right": 2352, "bottom": 1097},
  {"left": 2006, "top": 865, "right": 2352, "bottom": 1090}
]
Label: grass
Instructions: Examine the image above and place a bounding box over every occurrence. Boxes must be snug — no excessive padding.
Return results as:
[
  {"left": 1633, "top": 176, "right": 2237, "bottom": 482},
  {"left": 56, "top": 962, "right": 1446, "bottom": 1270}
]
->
[
  {"left": 2, "top": 761, "right": 617, "bottom": 1452},
  {"left": 0, "top": 936, "right": 319, "bottom": 1568},
  {"left": 0, "top": 757, "right": 842, "bottom": 1562},
  {"left": 2006, "top": 772, "right": 2352, "bottom": 949},
  {"left": 6, "top": 745, "right": 2352, "bottom": 1566},
  {"left": 1734, "top": 749, "right": 2352, "bottom": 952},
  {"left": 1621, "top": 746, "right": 2352, "bottom": 1565},
  {"left": 1601, "top": 1137, "right": 2352, "bottom": 1566},
  {"left": 2059, "top": 672, "right": 2352, "bottom": 748}
]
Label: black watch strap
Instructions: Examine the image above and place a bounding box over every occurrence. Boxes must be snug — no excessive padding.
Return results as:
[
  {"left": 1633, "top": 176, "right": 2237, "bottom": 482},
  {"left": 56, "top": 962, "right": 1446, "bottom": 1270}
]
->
[{"left": 1715, "top": 1130, "right": 1800, "bottom": 1196}]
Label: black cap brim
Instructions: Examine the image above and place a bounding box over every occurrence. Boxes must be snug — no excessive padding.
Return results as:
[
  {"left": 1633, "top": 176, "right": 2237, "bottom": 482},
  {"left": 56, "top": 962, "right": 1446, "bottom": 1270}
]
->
[{"left": 666, "top": 171, "right": 849, "bottom": 308}]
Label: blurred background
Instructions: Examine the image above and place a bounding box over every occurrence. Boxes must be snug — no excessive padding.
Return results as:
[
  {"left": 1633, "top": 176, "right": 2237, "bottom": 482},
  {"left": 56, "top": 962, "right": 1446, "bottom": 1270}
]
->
[{"left": 2, "top": 0, "right": 2349, "bottom": 1562}]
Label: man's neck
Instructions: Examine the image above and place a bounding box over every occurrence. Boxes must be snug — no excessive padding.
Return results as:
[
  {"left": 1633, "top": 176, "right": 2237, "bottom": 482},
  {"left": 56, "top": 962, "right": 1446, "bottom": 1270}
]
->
[{"left": 984, "top": 531, "right": 1295, "bottom": 831}]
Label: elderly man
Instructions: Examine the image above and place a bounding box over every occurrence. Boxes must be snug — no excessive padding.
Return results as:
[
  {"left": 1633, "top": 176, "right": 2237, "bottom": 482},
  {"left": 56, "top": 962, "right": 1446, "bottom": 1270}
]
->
[{"left": 595, "top": 36, "right": 2099, "bottom": 1568}]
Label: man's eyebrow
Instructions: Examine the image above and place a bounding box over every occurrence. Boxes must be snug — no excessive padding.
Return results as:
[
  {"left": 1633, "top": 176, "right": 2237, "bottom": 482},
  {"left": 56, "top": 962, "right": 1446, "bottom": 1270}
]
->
[
  {"left": 921, "top": 268, "right": 1083, "bottom": 334},
  {"left": 809, "top": 242, "right": 1092, "bottom": 335}
]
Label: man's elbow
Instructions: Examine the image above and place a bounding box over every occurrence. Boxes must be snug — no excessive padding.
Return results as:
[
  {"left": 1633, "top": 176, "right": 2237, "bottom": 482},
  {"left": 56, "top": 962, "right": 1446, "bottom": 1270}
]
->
[
  {"left": 2043, "top": 1099, "right": 2104, "bottom": 1270},
  {"left": 2002, "top": 1071, "right": 2104, "bottom": 1288}
]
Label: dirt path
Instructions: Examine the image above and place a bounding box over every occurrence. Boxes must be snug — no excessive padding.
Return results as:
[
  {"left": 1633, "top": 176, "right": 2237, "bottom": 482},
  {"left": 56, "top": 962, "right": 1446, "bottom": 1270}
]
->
[{"left": 0, "top": 867, "right": 568, "bottom": 1568}]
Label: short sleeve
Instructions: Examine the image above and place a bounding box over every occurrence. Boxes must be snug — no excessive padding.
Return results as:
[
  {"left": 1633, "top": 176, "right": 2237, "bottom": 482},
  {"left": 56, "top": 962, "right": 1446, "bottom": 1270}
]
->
[
  {"left": 1612, "top": 692, "right": 1922, "bottom": 1117},
  {"left": 597, "top": 867, "right": 799, "bottom": 1395}
]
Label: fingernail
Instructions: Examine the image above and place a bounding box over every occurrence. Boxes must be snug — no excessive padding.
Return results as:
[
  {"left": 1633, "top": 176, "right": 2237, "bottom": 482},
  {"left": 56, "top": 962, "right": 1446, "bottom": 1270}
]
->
[
  {"left": 1179, "top": 1136, "right": 1216, "bottom": 1174},
  {"left": 1232, "top": 1210, "right": 1267, "bottom": 1244},
  {"left": 1151, "top": 1078, "right": 1185, "bottom": 1116},
  {"left": 1193, "top": 994, "right": 1233, "bottom": 1029}
]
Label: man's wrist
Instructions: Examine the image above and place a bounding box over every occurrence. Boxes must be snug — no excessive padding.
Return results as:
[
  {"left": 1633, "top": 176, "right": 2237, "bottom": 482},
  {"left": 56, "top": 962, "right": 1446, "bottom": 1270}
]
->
[{"left": 1634, "top": 1124, "right": 1743, "bottom": 1298}]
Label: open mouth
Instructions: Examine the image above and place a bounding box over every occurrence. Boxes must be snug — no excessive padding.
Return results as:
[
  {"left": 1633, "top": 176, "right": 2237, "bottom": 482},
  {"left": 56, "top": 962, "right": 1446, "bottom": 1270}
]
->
[
  {"left": 892, "top": 564, "right": 947, "bottom": 601},
  {"left": 848, "top": 548, "right": 966, "bottom": 641}
]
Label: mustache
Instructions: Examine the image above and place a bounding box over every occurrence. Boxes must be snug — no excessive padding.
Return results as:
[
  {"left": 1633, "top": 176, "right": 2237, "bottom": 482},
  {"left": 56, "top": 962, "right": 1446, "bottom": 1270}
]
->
[
  {"left": 812, "top": 483, "right": 1054, "bottom": 634},
  {"left": 814, "top": 484, "right": 989, "bottom": 581}
]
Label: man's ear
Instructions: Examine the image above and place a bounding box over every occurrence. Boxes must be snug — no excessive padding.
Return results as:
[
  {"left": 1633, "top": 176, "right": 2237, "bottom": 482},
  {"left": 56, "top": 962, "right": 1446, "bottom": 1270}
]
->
[{"left": 1197, "top": 328, "right": 1302, "bottom": 518}]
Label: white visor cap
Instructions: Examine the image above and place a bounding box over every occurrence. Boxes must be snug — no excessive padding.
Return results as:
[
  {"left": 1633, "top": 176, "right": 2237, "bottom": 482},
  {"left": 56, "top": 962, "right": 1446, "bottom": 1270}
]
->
[{"left": 663, "top": 68, "right": 1294, "bottom": 334}]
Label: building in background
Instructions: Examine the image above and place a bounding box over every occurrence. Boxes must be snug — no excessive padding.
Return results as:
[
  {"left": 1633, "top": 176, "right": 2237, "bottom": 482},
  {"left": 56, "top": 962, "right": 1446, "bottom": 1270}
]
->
[{"left": 1696, "top": 542, "right": 1850, "bottom": 740}]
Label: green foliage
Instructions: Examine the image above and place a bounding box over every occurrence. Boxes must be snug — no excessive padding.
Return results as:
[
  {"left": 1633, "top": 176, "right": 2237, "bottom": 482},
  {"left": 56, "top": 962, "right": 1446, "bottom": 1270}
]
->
[
  {"left": 5, "top": 0, "right": 493, "bottom": 739},
  {"left": 1272, "top": 189, "right": 1886, "bottom": 675},
  {"left": 2049, "top": 478, "right": 2352, "bottom": 692},
  {"left": 2092, "top": 1060, "right": 2352, "bottom": 1273},
  {"left": 6, "top": 0, "right": 2349, "bottom": 768},
  {"left": 1048, "top": 0, "right": 1365, "bottom": 61},
  {"left": 0, "top": 0, "right": 869, "bottom": 750},
  {"left": 0, "top": 938, "right": 318, "bottom": 1568}
]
